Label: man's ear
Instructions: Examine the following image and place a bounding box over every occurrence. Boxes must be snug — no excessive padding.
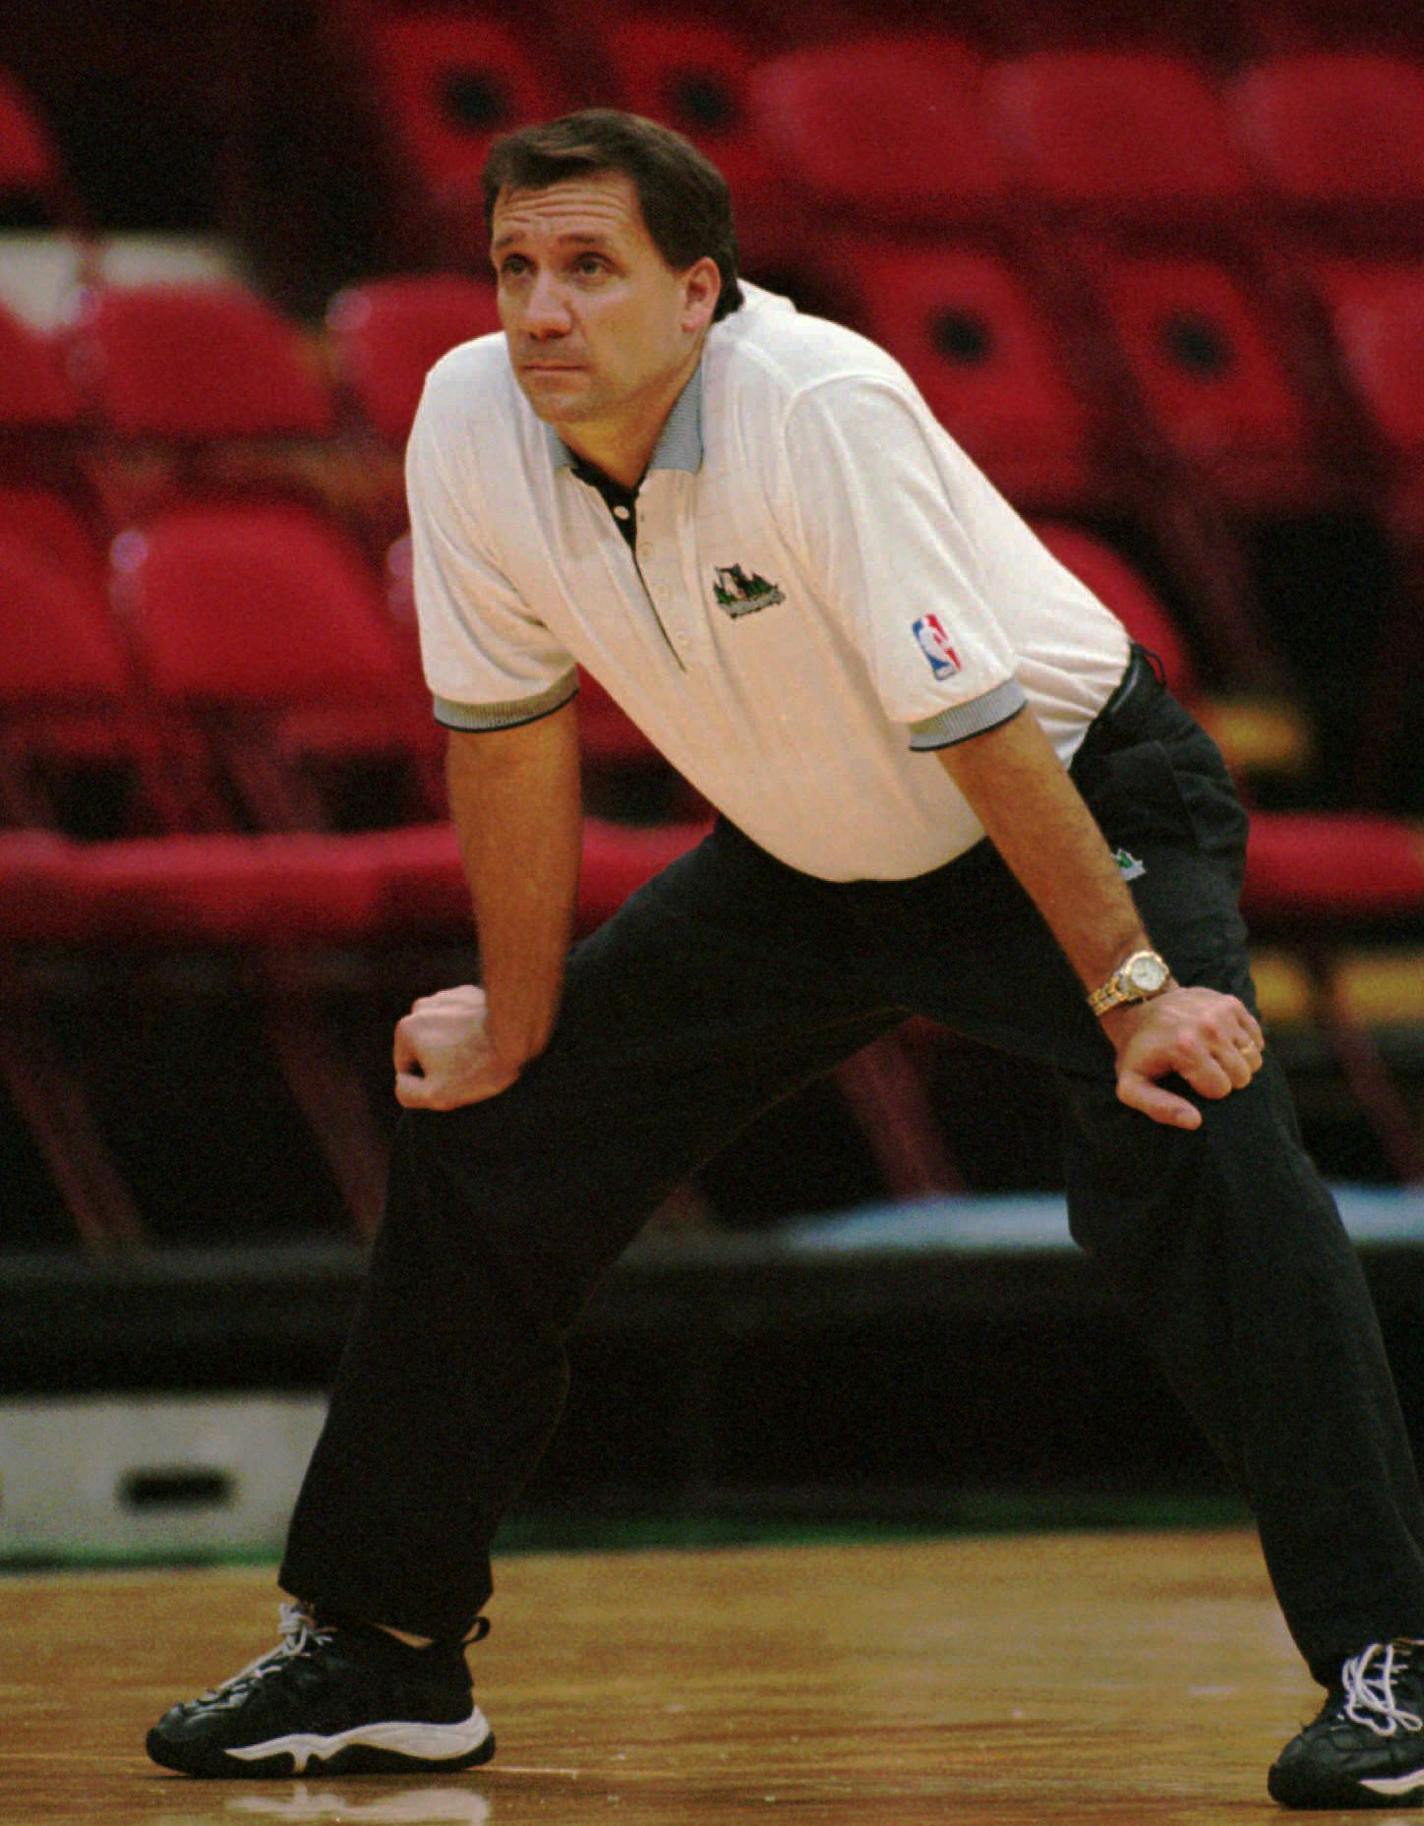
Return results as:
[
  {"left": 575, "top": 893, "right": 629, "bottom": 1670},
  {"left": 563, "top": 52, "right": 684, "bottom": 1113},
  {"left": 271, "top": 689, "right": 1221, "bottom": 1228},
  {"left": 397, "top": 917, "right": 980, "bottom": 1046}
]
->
[{"left": 681, "top": 256, "right": 722, "bottom": 333}]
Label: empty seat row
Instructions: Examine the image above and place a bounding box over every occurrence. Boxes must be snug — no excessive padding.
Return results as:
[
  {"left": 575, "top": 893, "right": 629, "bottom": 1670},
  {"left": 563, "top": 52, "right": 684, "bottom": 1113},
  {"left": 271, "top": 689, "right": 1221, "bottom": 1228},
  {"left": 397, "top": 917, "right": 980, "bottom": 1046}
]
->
[
  {"left": 343, "top": 28, "right": 1424, "bottom": 258},
  {"left": 0, "top": 485, "right": 1410, "bottom": 894},
  {"left": 4, "top": 245, "right": 1420, "bottom": 812},
  {"left": 5, "top": 38, "right": 1424, "bottom": 252},
  {"left": 3, "top": 252, "right": 1421, "bottom": 522},
  {"left": 5, "top": 500, "right": 1416, "bottom": 1227},
  {"left": 0, "top": 497, "right": 693, "bottom": 843}
]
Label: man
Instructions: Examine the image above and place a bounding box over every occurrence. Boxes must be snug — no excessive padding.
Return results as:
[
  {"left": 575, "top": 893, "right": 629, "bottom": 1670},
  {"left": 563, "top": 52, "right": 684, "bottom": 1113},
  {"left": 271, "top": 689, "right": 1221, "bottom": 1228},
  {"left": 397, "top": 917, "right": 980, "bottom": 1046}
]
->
[{"left": 148, "top": 111, "right": 1424, "bottom": 1808}]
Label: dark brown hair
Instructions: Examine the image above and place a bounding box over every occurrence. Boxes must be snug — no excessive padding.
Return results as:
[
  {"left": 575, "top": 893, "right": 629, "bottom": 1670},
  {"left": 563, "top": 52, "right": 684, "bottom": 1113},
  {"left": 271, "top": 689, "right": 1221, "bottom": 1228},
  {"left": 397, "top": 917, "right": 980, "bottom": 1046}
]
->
[{"left": 482, "top": 109, "right": 743, "bottom": 322}]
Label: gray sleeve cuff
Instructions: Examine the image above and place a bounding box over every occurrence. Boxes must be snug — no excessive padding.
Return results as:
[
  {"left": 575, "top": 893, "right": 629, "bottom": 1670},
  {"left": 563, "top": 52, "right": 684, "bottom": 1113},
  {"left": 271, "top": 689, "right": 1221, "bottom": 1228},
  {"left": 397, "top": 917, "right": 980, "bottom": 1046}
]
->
[
  {"left": 908, "top": 677, "right": 1028, "bottom": 750},
  {"left": 433, "top": 668, "right": 579, "bottom": 732}
]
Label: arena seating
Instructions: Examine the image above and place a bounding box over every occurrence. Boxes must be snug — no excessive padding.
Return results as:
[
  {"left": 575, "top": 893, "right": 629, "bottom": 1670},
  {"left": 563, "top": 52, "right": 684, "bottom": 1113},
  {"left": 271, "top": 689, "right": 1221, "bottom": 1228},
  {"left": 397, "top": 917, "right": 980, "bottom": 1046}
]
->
[
  {"left": 69, "top": 281, "right": 336, "bottom": 443},
  {"left": 988, "top": 49, "right": 1257, "bottom": 232},
  {"left": 2, "top": 7, "right": 1424, "bottom": 1255},
  {"left": 326, "top": 272, "right": 500, "bottom": 447},
  {"left": 1230, "top": 52, "right": 1424, "bottom": 253},
  {"left": 595, "top": 12, "right": 784, "bottom": 256},
  {"left": 0, "top": 298, "right": 79, "bottom": 434},
  {"left": 1312, "top": 262, "right": 1424, "bottom": 535},
  {"left": 1083, "top": 254, "right": 1332, "bottom": 513},
  {"left": 0, "top": 483, "right": 102, "bottom": 583},
  {"left": 748, "top": 36, "right": 1009, "bottom": 236},
  {"left": 1307, "top": 261, "right": 1424, "bottom": 810},
  {"left": 838, "top": 241, "right": 1106, "bottom": 514},
  {"left": 1038, "top": 521, "right": 1424, "bottom": 1180},
  {"left": 0, "top": 533, "right": 208, "bottom": 839},
  {"left": 344, "top": 7, "right": 571, "bottom": 263},
  {"left": 107, "top": 499, "right": 439, "bottom": 833},
  {"left": 0, "top": 65, "right": 75, "bottom": 229}
]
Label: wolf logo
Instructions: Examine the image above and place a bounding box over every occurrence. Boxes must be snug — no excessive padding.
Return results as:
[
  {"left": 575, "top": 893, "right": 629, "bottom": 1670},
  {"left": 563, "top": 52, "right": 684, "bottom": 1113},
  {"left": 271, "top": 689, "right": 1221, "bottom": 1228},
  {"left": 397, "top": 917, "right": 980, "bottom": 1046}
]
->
[{"left": 712, "top": 563, "right": 786, "bottom": 618}]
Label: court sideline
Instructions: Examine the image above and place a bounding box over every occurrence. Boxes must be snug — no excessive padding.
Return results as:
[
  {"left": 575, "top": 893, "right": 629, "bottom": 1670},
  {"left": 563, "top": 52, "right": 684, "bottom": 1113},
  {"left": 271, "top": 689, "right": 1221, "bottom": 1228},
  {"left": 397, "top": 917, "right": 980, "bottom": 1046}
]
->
[{"left": 0, "top": 1527, "right": 1355, "bottom": 1824}]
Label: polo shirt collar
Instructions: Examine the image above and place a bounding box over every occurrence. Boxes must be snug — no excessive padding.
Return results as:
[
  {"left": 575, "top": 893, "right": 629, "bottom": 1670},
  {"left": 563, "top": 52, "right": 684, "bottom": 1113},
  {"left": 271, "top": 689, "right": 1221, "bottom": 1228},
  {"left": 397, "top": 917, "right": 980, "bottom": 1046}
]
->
[{"left": 544, "top": 362, "right": 704, "bottom": 479}]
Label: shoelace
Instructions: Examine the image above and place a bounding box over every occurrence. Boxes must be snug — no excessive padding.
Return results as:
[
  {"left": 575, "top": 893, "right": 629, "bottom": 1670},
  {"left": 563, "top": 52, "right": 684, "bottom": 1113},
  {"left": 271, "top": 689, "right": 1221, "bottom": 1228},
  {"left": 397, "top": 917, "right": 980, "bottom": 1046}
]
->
[
  {"left": 1343, "top": 1641, "right": 1424, "bottom": 1738},
  {"left": 201, "top": 1601, "right": 335, "bottom": 1702}
]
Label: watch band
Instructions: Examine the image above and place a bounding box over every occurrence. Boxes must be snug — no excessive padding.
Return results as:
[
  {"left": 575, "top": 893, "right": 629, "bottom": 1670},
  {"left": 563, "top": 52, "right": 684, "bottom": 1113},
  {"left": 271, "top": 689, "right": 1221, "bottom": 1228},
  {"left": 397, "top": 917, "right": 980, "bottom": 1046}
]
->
[{"left": 1087, "top": 949, "right": 1172, "bottom": 1018}]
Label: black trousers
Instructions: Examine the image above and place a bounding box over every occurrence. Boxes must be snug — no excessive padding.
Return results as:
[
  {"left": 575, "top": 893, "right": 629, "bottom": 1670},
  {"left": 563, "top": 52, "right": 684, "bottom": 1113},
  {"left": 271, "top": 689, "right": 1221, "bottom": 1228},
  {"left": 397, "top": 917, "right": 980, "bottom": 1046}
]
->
[{"left": 281, "top": 652, "right": 1424, "bottom": 1684}]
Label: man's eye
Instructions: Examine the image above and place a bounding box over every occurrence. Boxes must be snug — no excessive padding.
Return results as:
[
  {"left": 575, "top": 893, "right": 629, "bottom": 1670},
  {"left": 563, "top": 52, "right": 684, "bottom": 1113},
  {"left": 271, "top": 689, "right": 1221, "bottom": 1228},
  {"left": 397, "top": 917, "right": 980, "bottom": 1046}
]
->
[
  {"left": 575, "top": 256, "right": 608, "bottom": 276},
  {"left": 498, "top": 256, "right": 528, "bottom": 278}
]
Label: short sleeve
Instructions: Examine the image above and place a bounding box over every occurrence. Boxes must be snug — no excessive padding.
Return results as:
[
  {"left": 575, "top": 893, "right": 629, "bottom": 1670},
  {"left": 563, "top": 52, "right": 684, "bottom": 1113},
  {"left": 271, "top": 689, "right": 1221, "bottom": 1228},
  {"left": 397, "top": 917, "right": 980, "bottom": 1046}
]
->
[
  {"left": 406, "top": 372, "right": 578, "bottom": 731},
  {"left": 780, "top": 376, "right": 1027, "bottom": 748}
]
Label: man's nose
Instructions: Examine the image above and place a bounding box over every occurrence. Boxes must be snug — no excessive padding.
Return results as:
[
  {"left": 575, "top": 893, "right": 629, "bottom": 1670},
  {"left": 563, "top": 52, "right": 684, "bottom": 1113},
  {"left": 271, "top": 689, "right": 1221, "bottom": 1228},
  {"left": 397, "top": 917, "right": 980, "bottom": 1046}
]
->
[{"left": 523, "top": 272, "right": 572, "bottom": 337}]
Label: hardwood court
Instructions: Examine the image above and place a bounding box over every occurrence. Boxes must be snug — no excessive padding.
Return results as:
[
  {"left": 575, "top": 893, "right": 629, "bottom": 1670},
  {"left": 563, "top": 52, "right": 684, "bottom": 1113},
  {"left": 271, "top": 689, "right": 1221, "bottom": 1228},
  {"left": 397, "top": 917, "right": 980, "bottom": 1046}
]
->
[{"left": 1, "top": 1529, "right": 1357, "bottom": 1825}]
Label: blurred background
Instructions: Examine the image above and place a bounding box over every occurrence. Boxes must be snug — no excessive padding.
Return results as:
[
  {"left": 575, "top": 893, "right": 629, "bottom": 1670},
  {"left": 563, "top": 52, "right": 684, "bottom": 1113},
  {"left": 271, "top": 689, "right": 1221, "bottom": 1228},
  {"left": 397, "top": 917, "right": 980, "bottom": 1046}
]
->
[{"left": 1, "top": 0, "right": 1423, "bottom": 1568}]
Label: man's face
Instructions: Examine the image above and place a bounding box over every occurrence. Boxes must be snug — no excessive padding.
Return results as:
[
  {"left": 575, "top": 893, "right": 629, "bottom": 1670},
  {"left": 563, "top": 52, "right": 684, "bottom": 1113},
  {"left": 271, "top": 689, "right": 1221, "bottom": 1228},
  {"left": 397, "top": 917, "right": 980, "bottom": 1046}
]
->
[{"left": 491, "top": 172, "right": 717, "bottom": 435}]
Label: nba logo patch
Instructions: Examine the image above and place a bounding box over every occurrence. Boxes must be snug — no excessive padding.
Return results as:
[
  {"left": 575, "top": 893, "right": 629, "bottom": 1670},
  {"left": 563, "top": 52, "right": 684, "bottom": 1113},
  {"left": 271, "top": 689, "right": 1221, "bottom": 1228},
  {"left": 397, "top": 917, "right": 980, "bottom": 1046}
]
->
[{"left": 912, "top": 614, "right": 961, "bottom": 679}]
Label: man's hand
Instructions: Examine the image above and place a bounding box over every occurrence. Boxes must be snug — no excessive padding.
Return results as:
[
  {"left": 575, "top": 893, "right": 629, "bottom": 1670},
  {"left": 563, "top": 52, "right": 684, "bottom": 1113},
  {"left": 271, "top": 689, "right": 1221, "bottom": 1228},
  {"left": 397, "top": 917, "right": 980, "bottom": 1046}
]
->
[
  {"left": 393, "top": 985, "right": 522, "bottom": 1111},
  {"left": 1102, "top": 986, "right": 1265, "bottom": 1130}
]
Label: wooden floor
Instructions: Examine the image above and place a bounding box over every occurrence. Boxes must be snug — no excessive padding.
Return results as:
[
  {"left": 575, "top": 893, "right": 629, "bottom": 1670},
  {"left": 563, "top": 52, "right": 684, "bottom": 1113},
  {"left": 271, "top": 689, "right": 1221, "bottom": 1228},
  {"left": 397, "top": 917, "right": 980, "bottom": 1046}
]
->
[{"left": 0, "top": 1529, "right": 1355, "bottom": 1824}]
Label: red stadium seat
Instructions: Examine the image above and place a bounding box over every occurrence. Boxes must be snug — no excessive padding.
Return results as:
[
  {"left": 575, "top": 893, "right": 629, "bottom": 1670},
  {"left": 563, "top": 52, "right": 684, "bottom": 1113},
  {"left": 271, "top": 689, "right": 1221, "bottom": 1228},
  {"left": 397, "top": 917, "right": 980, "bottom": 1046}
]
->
[
  {"left": 1090, "top": 255, "right": 1325, "bottom": 512},
  {"left": 327, "top": 273, "right": 501, "bottom": 447},
  {"left": 1037, "top": 523, "right": 1424, "bottom": 1177},
  {"left": 597, "top": 14, "right": 785, "bottom": 256},
  {"left": 0, "top": 299, "right": 79, "bottom": 432},
  {"left": 111, "top": 501, "right": 439, "bottom": 830},
  {"left": 1313, "top": 263, "right": 1424, "bottom": 508},
  {"left": 1239, "top": 806, "right": 1424, "bottom": 1181},
  {"left": 0, "top": 66, "right": 69, "bottom": 225},
  {"left": 363, "top": 814, "right": 710, "bottom": 939},
  {"left": 841, "top": 242, "right": 1101, "bottom": 512},
  {"left": 748, "top": 37, "right": 1008, "bottom": 232},
  {"left": 0, "top": 807, "right": 711, "bottom": 1248},
  {"left": 0, "top": 534, "right": 208, "bottom": 837},
  {"left": 0, "top": 829, "right": 383, "bottom": 950},
  {"left": 1242, "top": 815, "right": 1424, "bottom": 922},
  {"left": 71, "top": 282, "right": 335, "bottom": 442},
  {"left": 364, "top": 12, "right": 567, "bottom": 211},
  {"left": 989, "top": 50, "right": 1255, "bottom": 228},
  {"left": 0, "top": 485, "right": 103, "bottom": 584},
  {"left": 574, "top": 668, "right": 657, "bottom": 767},
  {"left": 1033, "top": 518, "right": 1315, "bottom": 774},
  {"left": 0, "top": 804, "right": 715, "bottom": 1240},
  {"left": 575, "top": 667, "right": 703, "bottom": 822},
  {"left": 1231, "top": 54, "right": 1424, "bottom": 250},
  {"left": 1033, "top": 523, "right": 1198, "bottom": 697},
  {"left": 1308, "top": 262, "right": 1424, "bottom": 807},
  {"left": 0, "top": 817, "right": 711, "bottom": 950}
]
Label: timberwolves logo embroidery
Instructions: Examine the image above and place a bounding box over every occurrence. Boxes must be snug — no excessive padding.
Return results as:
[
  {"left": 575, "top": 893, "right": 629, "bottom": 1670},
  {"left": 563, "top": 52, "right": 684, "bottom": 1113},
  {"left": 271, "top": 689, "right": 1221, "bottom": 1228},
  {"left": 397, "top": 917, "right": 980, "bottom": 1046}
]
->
[{"left": 712, "top": 564, "right": 785, "bottom": 618}]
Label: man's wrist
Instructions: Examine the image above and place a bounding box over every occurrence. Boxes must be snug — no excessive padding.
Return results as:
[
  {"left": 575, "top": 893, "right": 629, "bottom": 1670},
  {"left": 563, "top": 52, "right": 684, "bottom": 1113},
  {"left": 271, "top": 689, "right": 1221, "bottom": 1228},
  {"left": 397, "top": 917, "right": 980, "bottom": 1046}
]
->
[
  {"left": 1087, "top": 948, "right": 1174, "bottom": 1019},
  {"left": 484, "top": 1008, "right": 555, "bottom": 1077}
]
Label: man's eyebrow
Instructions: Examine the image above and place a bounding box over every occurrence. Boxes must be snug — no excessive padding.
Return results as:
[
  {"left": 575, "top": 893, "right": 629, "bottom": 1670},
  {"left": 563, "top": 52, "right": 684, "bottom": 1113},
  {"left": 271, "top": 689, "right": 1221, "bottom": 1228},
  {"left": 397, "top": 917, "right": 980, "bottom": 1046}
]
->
[{"left": 491, "top": 230, "right": 619, "bottom": 253}]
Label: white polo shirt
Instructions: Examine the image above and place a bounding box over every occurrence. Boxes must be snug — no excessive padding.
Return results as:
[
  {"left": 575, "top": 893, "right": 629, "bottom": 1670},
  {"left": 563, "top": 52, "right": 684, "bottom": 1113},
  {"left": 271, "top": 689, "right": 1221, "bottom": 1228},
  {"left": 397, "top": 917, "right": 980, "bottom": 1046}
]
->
[{"left": 407, "top": 283, "right": 1130, "bottom": 881}]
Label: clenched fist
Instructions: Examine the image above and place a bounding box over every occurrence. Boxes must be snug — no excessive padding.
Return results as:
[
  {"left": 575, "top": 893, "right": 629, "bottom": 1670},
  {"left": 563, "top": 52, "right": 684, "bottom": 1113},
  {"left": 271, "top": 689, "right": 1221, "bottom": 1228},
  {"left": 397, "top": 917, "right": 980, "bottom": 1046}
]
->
[
  {"left": 1103, "top": 984, "right": 1265, "bottom": 1130},
  {"left": 393, "top": 984, "right": 522, "bottom": 1111}
]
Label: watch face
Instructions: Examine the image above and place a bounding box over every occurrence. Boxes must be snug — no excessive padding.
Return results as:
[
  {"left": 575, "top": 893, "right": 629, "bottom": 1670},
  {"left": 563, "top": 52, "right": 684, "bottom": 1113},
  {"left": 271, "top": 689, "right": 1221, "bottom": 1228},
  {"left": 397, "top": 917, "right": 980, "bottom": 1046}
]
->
[{"left": 1127, "top": 953, "right": 1170, "bottom": 995}]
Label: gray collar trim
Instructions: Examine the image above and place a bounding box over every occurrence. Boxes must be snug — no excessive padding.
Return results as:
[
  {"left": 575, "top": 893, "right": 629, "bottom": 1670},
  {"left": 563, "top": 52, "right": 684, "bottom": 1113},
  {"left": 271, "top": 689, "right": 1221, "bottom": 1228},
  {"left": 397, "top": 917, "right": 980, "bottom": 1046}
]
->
[{"left": 545, "top": 363, "right": 704, "bottom": 477}]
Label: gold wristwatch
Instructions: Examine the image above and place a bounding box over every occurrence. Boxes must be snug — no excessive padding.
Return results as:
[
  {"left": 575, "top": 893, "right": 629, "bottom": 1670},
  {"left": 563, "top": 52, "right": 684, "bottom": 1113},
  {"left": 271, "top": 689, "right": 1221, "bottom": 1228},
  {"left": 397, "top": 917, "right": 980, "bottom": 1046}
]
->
[{"left": 1087, "top": 949, "right": 1172, "bottom": 1018}]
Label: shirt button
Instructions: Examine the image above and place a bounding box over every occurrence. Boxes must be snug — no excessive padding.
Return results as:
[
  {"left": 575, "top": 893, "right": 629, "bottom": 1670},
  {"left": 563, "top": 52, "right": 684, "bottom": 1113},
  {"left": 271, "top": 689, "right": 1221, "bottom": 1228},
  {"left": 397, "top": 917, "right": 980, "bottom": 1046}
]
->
[{"left": 613, "top": 505, "right": 631, "bottom": 520}]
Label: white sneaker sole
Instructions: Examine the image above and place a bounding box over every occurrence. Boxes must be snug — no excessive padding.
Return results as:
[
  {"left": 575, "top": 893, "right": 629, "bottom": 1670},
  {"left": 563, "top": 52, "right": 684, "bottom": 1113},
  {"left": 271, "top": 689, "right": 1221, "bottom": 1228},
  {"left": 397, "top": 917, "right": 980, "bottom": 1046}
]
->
[
  {"left": 222, "top": 1704, "right": 493, "bottom": 1774},
  {"left": 1362, "top": 1765, "right": 1424, "bottom": 1797}
]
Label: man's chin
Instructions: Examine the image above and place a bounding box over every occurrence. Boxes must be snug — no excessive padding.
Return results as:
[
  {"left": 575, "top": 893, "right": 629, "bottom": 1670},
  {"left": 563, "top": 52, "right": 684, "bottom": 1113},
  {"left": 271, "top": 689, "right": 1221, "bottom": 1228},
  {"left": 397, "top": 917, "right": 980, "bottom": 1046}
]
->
[{"left": 516, "top": 373, "right": 597, "bottom": 423}]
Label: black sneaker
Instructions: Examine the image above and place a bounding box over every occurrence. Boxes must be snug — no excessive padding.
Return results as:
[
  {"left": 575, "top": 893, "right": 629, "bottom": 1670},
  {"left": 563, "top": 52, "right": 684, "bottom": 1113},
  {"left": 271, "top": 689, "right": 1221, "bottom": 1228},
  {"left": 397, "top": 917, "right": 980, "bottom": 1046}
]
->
[
  {"left": 146, "top": 1602, "right": 496, "bottom": 1779},
  {"left": 1269, "top": 1639, "right": 1424, "bottom": 1808}
]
